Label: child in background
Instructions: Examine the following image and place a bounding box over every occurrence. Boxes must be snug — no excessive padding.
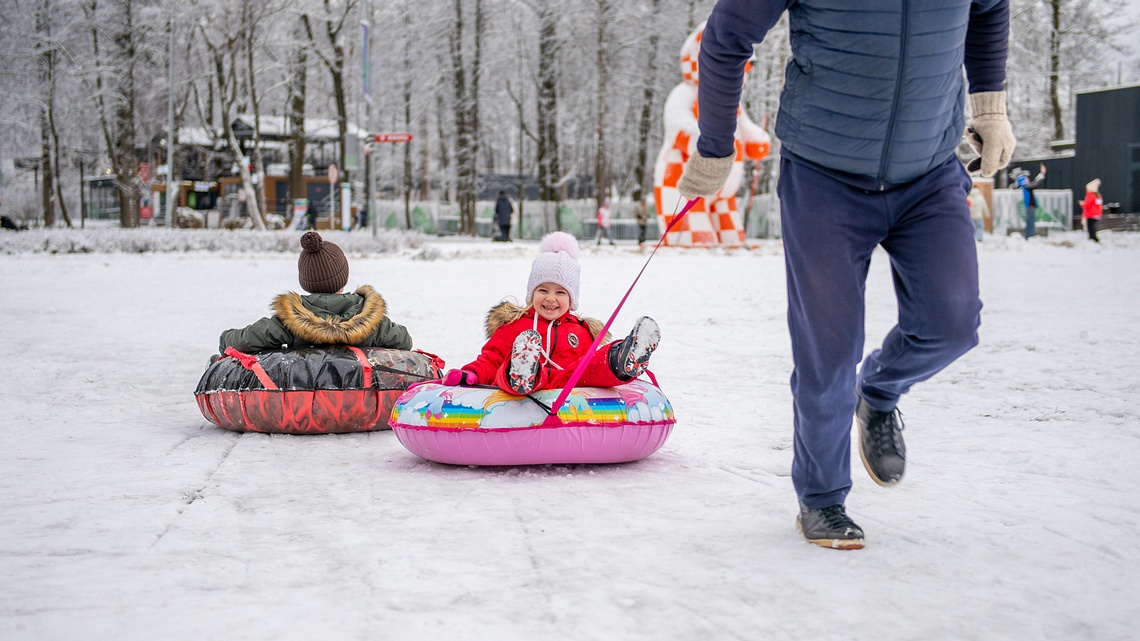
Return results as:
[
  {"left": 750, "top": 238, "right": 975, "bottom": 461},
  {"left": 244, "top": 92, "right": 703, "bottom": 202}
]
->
[
  {"left": 1081, "top": 179, "right": 1103, "bottom": 243},
  {"left": 594, "top": 200, "right": 616, "bottom": 246},
  {"left": 967, "top": 187, "right": 989, "bottom": 242},
  {"left": 442, "top": 232, "right": 660, "bottom": 395},
  {"left": 218, "top": 231, "right": 412, "bottom": 354}
]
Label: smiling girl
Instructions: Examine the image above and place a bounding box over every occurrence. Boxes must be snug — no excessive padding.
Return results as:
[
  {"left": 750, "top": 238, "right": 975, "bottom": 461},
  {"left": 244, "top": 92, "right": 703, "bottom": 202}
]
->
[{"left": 445, "top": 232, "right": 660, "bottom": 395}]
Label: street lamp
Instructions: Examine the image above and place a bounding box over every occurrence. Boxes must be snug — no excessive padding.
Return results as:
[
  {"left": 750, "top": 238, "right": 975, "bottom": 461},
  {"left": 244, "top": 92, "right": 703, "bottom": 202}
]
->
[{"left": 166, "top": 13, "right": 177, "bottom": 229}]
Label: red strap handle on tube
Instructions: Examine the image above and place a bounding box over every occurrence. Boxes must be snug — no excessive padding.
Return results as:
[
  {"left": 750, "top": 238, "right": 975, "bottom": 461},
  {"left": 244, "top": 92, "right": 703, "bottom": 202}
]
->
[
  {"left": 541, "top": 197, "right": 700, "bottom": 425},
  {"left": 223, "top": 347, "right": 279, "bottom": 391},
  {"left": 347, "top": 346, "right": 374, "bottom": 389}
]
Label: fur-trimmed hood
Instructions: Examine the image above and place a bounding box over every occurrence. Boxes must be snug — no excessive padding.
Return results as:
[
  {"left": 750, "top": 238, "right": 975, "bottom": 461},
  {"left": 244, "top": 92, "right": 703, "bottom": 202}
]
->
[
  {"left": 273, "top": 285, "right": 389, "bottom": 345},
  {"left": 484, "top": 300, "right": 609, "bottom": 341}
]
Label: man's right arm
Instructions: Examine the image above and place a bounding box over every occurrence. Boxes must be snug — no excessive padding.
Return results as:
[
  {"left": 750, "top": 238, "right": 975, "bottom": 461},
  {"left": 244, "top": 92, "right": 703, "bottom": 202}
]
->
[
  {"left": 696, "top": 0, "right": 790, "bottom": 159},
  {"left": 964, "top": 0, "right": 1009, "bottom": 93}
]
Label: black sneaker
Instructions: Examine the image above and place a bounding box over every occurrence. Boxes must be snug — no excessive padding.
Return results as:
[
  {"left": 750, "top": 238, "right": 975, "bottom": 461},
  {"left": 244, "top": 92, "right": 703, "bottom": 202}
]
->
[
  {"left": 856, "top": 397, "right": 906, "bottom": 486},
  {"left": 796, "top": 503, "right": 865, "bottom": 550},
  {"left": 507, "top": 330, "right": 543, "bottom": 395},
  {"left": 608, "top": 316, "right": 660, "bottom": 379}
]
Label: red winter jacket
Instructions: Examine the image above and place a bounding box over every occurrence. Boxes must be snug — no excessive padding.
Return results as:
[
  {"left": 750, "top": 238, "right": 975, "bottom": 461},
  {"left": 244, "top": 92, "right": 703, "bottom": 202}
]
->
[
  {"left": 462, "top": 303, "right": 623, "bottom": 393},
  {"left": 1081, "top": 191, "right": 1103, "bottom": 220}
]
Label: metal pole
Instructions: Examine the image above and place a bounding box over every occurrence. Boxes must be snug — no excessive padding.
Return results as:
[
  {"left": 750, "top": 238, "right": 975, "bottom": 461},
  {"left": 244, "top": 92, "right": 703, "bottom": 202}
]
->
[
  {"left": 365, "top": 0, "right": 376, "bottom": 238},
  {"left": 79, "top": 159, "right": 86, "bottom": 229},
  {"left": 166, "top": 15, "right": 176, "bottom": 228}
]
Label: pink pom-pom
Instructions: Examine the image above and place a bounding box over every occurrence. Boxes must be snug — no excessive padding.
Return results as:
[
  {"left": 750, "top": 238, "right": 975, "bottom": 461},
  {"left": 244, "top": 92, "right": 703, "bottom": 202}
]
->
[{"left": 538, "top": 231, "right": 579, "bottom": 260}]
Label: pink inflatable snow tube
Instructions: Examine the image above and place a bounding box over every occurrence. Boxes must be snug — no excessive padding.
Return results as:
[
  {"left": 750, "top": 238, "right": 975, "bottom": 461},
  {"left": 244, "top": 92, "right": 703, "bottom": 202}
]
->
[{"left": 388, "top": 379, "right": 676, "bottom": 466}]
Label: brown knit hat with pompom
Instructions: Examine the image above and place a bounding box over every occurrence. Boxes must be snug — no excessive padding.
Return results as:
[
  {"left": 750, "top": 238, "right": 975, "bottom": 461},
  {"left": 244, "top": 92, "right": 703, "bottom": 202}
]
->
[{"left": 297, "top": 231, "right": 349, "bottom": 293}]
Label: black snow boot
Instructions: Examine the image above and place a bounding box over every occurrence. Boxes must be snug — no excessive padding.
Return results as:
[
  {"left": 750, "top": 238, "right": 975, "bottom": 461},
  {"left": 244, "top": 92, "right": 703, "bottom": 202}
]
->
[
  {"left": 856, "top": 397, "right": 906, "bottom": 486},
  {"left": 796, "top": 503, "right": 865, "bottom": 550},
  {"left": 608, "top": 316, "right": 660, "bottom": 379},
  {"left": 507, "top": 330, "right": 543, "bottom": 395}
]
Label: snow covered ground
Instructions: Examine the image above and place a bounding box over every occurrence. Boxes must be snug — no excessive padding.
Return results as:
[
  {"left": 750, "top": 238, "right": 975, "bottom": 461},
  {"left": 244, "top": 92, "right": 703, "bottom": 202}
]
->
[{"left": 2, "top": 229, "right": 1138, "bottom": 641}]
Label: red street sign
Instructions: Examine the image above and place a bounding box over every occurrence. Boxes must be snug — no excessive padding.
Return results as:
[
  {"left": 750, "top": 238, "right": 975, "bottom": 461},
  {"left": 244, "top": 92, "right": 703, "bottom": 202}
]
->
[
  {"left": 138, "top": 162, "right": 151, "bottom": 183},
  {"left": 373, "top": 132, "right": 414, "bottom": 143},
  {"left": 327, "top": 164, "right": 338, "bottom": 184}
]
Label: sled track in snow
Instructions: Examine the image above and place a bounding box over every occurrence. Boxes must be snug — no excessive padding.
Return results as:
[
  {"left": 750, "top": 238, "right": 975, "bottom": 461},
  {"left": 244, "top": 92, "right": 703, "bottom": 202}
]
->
[{"left": 147, "top": 432, "right": 243, "bottom": 550}]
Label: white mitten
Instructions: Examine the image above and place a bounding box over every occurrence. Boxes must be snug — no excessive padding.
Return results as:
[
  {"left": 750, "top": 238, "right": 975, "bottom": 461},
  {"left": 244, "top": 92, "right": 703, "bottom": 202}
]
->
[
  {"left": 677, "top": 151, "right": 735, "bottom": 199},
  {"left": 966, "top": 91, "right": 1016, "bottom": 177}
]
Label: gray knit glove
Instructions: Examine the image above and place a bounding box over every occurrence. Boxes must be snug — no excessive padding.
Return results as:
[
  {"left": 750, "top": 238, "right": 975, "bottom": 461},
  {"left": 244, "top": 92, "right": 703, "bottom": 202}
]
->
[
  {"left": 966, "top": 91, "right": 1016, "bottom": 177},
  {"left": 677, "top": 151, "right": 735, "bottom": 199}
]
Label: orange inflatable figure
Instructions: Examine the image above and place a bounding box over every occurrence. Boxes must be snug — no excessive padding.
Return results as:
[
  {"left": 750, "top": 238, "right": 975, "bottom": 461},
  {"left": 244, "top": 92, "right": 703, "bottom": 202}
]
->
[{"left": 653, "top": 22, "right": 770, "bottom": 247}]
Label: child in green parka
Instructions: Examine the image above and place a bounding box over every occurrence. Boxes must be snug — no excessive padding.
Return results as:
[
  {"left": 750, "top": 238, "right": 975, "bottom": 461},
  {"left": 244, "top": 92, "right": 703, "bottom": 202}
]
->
[{"left": 217, "top": 231, "right": 412, "bottom": 354}]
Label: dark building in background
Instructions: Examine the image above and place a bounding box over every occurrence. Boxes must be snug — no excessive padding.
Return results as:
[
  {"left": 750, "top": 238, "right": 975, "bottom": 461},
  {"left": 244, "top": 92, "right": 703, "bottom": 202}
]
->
[{"left": 1010, "top": 84, "right": 1139, "bottom": 226}]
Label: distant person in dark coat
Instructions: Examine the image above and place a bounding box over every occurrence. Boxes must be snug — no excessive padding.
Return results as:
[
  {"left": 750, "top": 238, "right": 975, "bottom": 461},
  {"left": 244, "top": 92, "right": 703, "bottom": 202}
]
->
[
  {"left": 632, "top": 196, "right": 650, "bottom": 245},
  {"left": 494, "top": 191, "right": 514, "bottom": 242}
]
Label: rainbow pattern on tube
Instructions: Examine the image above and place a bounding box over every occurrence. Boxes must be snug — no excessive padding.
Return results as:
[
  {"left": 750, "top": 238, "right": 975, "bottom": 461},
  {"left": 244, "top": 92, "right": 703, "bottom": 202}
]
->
[{"left": 390, "top": 379, "right": 676, "bottom": 431}]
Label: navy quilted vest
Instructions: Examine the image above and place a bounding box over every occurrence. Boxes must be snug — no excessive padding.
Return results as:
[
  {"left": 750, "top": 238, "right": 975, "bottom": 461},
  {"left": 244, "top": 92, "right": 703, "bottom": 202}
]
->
[{"left": 775, "top": 0, "right": 972, "bottom": 184}]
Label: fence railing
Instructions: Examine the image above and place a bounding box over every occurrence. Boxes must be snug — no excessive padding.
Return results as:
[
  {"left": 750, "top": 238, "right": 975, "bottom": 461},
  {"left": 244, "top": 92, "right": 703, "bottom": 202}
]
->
[
  {"left": 737, "top": 189, "right": 1079, "bottom": 239},
  {"left": 133, "top": 184, "right": 1085, "bottom": 241},
  {"left": 369, "top": 200, "right": 662, "bottom": 241},
  {"left": 991, "top": 189, "right": 1073, "bottom": 233}
]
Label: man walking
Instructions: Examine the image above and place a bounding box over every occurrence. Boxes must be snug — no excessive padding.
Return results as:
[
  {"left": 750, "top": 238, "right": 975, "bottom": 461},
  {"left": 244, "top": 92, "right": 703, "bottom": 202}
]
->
[{"left": 680, "top": 0, "right": 1015, "bottom": 549}]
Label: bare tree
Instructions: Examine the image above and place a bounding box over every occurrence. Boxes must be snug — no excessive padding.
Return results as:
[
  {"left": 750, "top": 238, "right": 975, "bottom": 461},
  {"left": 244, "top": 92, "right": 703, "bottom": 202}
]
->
[
  {"left": 37, "top": 0, "right": 58, "bottom": 227},
  {"left": 593, "top": 0, "right": 612, "bottom": 214},
  {"left": 504, "top": 9, "right": 535, "bottom": 234},
  {"left": 286, "top": 15, "right": 309, "bottom": 219},
  {"left": 304, "top": 0, "right": 359, "bottom": 181},
  {"left": 85, "top": 0, "right": 142, "bottom": 228},
  {"left": 632, "top": 0, "right": 663, "bottom": 203},
  {"left": 243, "top": 0, "right": 283, "bottom": 221},
  {"left": 435, "top": 90, "right": 452, "bottom": 204},
  {"left": 198, "top": 2, "right": 266, "bottom": 229},
  {"left": 400, "top": 0, "right": 415, "bottom": 228},
  {"left": 447, "top": 0, "right": 484, "bottom": 235},
  {"left": 533, "top": 0, "right": 562, "bottom": 228},
  {"left": 1007, "top": 0, "right": 1131, "bottom": 154},
  {"left": 1046, "top": 0, "right": 1065, "bottom": 141}
]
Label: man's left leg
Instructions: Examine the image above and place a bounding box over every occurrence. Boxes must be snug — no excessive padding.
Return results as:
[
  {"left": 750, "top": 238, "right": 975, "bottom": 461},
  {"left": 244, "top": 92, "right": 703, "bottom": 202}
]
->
[{"left": 857, "top": 158, "right": 982, "bottom": 485}]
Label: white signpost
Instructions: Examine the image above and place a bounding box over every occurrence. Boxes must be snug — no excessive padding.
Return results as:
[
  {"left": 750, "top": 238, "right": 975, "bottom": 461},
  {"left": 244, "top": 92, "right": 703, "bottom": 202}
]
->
[
  {"left": 327, "top": 164, "right": 338, "bottom": 229},
  {"left": 341, "top": 183, "right": 352, "bottom": 231}
]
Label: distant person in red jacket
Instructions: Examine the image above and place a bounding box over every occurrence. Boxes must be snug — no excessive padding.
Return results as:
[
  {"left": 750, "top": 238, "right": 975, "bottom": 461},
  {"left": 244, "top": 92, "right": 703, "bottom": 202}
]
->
[
  {"left": 440, "top": 231, "right": 660, "bottom": 395},
  {"left": 1081, "top": 179, "right": 1103, "bottom": 243}
]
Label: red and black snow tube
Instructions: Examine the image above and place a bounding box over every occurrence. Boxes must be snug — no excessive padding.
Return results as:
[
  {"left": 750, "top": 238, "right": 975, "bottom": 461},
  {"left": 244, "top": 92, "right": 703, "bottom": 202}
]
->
[{"left": 195, "top": 347, "right": 443, "bottom": 435}]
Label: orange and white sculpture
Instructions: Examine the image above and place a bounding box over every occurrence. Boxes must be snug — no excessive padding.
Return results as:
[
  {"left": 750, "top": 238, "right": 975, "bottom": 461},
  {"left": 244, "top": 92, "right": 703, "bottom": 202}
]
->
[{"left": 653, "top": 22, "right": 770, "bottom": 247}]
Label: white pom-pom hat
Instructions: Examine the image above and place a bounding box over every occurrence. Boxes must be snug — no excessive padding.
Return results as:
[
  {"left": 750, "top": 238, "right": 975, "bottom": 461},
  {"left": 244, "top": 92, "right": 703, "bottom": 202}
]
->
[{"left": 527, "top": 231, "right": 581, "bottom": 311}]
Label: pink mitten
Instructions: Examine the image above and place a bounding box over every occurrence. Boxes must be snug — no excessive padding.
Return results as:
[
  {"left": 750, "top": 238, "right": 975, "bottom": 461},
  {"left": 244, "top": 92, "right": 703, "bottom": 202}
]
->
[{"left": 442, "top": 369, "right": 476, "bottom": 386}]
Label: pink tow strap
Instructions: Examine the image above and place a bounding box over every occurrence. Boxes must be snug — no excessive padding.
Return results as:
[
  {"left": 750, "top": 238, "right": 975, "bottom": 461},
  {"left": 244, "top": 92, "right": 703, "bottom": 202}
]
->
[{"left": 541, "top": 197, "right": 699, "bottom": 425}]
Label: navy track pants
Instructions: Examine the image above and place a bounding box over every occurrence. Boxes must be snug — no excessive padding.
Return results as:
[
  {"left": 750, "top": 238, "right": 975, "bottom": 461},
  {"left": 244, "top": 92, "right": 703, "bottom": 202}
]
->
[{"left": 778, "top": 155, "right": 982, "bottom": 509}]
